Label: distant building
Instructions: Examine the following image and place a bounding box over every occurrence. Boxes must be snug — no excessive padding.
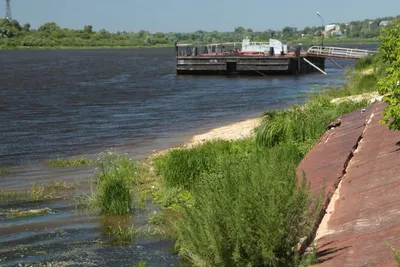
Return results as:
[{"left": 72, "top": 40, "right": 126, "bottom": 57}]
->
[
  {"left": 324, "top": 24, "right": 340, "bottom": 32},
  {"left": 324, "top": 24, "right": 341, "bottom": 37},
  {"left": 380, "top": 21, "right": 389, "bottom": 27}
]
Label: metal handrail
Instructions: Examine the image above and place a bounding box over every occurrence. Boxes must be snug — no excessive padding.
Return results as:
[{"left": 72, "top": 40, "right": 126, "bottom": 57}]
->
[{"left": 307, "top": 46, "right": 377, "bottom": 59}]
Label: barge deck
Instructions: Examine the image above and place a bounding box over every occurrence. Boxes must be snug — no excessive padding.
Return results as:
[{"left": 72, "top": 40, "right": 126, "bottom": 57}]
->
[{"left": 175, "top": 38, "right": 325, "bottom": 76}]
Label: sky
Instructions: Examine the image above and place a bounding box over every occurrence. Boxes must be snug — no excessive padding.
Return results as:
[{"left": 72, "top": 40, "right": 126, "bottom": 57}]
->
[{"left": 4, "top": 0, "right": 400, "bottom": 33}]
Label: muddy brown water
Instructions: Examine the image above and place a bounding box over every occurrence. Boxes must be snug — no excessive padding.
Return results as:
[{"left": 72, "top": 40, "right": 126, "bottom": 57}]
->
[{"left": 0, "top": 45, "right": 377, "bottom": 266}]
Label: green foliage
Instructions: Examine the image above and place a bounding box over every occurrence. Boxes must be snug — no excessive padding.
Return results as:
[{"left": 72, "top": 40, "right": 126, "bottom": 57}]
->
[
  {"left": 0, "top": 183, "right": 56, "bottom": 202},
  {"left": 47, "top": 180, "right": 75, "bottom": 190},
  {"left": 151, "top": 186, "right": 194, "bottom": 211},
  {"left": 0, "top": 167, "right": 9, "bottom": 176},
  {"left": 95, "top": 152, "right": 138, "bottom": 215},
  {"left": 320, "top": 73, "right": 380, "bottom": 100},
  {"left": 386, "top": 242, "right": 400, "bottom": 266},
  {"left": 45, "top": 157, "right": 93, "bottom": 167},
  {"left": 0, "top": 15, "right": 396, "bottom": 48},
  {"left": 107, "top": 224, "right": 139, "bottom": 244},
  {"left": 137, "top": 261, "right": 150, "bottom": 267},
  {"left": 8, "top": 208, "right": 52, "bottom": 219},
  {"left": 154, "top": 139, "right": 255, "bottom": 190},
  {"left": 355, "top": 55, "right": 373, "bottom": 70},
  {"left": 377, "top": 19, "right": 400, "bottom": 130},
  {"left": 175, "top": 144, "right": 320, "bottom": 267},
  {"left": 148, "top": 211, "right": 165, "bottom": 226},
  {"left": 255, "top": 99, "right": 368, "bottom": 149}
]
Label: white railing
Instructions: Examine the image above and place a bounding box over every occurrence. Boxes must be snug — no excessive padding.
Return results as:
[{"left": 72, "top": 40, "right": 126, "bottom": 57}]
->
[{"left": 307, "top": 46, "right": 377, "bottom": 59}]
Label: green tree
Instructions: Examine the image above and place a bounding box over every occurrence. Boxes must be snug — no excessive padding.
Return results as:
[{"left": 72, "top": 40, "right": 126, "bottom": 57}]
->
[
  {"left": 377, "top": 19, "right": 400, "bottom": 130},
  {"left": 10, "top": 20, "right": 21, "bottom": 31},
  {"left": 83, "top": 25, "right": 93, "bottom": 34},
  {"left": 22, "top": 23, "right": 31, "bottom": 31},
  {"left": 38, "top": 22, "right": 60, "bottom": 32}
]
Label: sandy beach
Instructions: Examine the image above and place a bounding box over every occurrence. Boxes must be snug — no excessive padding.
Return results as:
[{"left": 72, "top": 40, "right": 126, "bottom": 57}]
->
[{"left": 186, "top": 118, "right": 262, "bottom": 147}]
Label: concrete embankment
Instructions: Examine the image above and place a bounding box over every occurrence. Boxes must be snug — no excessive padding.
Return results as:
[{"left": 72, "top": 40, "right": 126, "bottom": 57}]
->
[{"left": 298, "top": 102, "right": 400, "bottom": 266}]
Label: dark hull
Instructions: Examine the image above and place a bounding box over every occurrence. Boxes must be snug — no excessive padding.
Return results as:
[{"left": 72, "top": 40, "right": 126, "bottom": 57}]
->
[{"left": 176, "top": 56, "right": 325, "bottom": 76}]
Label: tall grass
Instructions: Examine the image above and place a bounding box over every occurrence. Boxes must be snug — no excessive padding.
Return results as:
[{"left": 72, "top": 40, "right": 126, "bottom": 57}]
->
[
  {"left": 255, "top": 99, "right": 369, "bottom": 148},
  {"left": 175, "top": 144, "right": 321, "bottom": 266},
  {"left": 91, "top": 152, "right": 138, "bottom": 215},
  {"left": 320, "top": 73, "right": 379, "bottom": 100},
  {"left": 153, "top": 98, "right": 370, "bottom": 266},
  {"left": 154, "top": 139, "right": 255, "bottom": 190}
]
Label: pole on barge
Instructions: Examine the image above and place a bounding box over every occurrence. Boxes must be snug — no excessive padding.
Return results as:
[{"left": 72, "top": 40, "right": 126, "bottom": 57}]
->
[
  {"left": 328, "top": 58, "right": 343, "bottom": 69},
  {"left": 303, "top": 58, "right": 327, "bottom": 75}
]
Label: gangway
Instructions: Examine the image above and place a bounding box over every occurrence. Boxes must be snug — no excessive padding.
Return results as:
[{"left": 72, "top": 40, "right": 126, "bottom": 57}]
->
[{"left": 307, "top": 46, "right": 377, "bottom": 60}]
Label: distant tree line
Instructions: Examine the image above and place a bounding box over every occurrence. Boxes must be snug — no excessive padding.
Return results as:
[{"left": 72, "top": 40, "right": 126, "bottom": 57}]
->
[{"left": 0, "top": 15, "right": 399, "bottom": 48}]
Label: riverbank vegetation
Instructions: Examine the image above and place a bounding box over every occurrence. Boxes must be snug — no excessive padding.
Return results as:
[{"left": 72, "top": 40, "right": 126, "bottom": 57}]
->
[
  {"left": 377, "top": 19, "right": 400, "bottom": 130},
  {"left": 1, "top": 15, "right": 397, "bottom": 49},
  {"left": 153, "top": 103, "right": 369, "bottom": 266},
  {"left": 149, "top": 62, "right": 382, "bottom": 266}
]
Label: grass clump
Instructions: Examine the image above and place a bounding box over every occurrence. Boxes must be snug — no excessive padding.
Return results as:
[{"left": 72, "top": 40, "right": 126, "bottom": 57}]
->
[
  {"left": 45, "top": 157, "right": 93, "bottom": 167},
  {"left": 47, "top": 180, "right": 75, "bottom": 190},
  {"left": 0, "top": 183, "right": 56, "bottom": 203},
  {"left": 137, "top": 261, "right": 150, "bottom": 267},
  {"left": 175, "top": 144, "right": 321, "bottom": 266},
  {"left": 8, "top": 208, "right": 52, "bottom": 219},
  {"left": 83, "top": 151, "right": 139, "bottom": 215},
  {"left": 255, "top": 98, "right": 369, "bottom": 149},
  {"left": 154, "top": 139, "right": 255, "bottom": 190},
  {"left": 148, "top": 211, "right": 165, "bottom": 226},
  {"left": 0, "top": 189, "right": 29, "bottom": 202},
  {"left": 0, "top": 167, "right": 9, "bottom": 176},
  {"left": 107, "top": 224, "right": 139, "bottom": 245}
]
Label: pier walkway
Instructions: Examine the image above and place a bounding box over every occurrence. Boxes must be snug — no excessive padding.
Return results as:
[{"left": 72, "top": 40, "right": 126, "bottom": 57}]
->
[{"left": 307, "top": 46, "right": 377, "bottom": 60}]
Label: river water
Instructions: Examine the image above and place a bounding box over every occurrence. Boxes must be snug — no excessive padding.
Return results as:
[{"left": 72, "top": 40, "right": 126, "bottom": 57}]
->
[
  {"left": 0, "top": 45, "right": 375, "bottom": 266},
  {"left": 0, "top": 47, "right": 367, "bottom": 166}
]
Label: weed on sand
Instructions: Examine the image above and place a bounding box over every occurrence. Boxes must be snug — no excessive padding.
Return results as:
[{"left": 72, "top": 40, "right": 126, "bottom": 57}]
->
[
  {"left": 47, "top": 180, "right": 75, "bottom": 190},
  {"left": 0, "top": 183, "right": 57, "bottom": 203},
  {"left": 7, "top": 208, "right": 53, "bottom": 219}
]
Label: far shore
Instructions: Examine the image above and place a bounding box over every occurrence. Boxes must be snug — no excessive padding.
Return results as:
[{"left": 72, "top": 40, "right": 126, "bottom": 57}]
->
[{"left": 0, "top": 38, "right": 380, "bottom": 51}]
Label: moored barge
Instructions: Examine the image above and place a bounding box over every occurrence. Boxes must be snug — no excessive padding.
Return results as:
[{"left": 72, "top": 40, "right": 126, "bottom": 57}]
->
[{"left": 175, "top": 38, "right": 325, "bottom": 76}]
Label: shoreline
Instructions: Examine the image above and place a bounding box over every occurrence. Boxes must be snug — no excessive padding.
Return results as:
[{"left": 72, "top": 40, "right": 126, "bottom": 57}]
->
[
  {"left": 0, "top": 39, "right": 379, "bottom": 51},
  {"left": 148, "top": 116, "right": 262, "bottom": 158}
]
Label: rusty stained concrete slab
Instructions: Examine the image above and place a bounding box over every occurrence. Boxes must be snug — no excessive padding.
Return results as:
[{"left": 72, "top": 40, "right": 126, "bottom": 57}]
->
[{"left": 298, "top": 102, "right": 400, "bottom": 267}]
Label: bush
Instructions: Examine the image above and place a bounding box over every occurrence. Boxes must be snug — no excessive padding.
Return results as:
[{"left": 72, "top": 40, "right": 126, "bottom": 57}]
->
[
  {"left": 355, "top": 55, "right": 373, "bottom": 70},
  {"left": 95, "top": 152, "right": 138, "bottom": 215},
  {"left": 154, "top": 139, "right": 255, "bottom": 190},
  {"left": 175, "top": 144, "right": 320, "bottom": 266},
  {"left": 377, "top": 19, "right": 400, "bottom": 130}
]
